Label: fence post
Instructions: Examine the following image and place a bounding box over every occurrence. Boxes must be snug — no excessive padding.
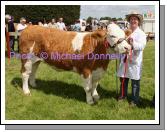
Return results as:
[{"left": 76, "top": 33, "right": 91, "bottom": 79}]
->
[{"left": 5, "top": 24, "right": 11, "bottom": 62}]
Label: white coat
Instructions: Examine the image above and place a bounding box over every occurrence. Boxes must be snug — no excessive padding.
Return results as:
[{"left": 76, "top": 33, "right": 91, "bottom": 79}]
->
[{"left": 117, "top": 27, "right": 146, "bottom": 80}]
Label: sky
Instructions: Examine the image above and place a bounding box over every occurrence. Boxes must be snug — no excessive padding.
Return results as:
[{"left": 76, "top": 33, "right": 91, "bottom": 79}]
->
[{"left": 80, "top": 5, "right": 155, "bottom": 19}]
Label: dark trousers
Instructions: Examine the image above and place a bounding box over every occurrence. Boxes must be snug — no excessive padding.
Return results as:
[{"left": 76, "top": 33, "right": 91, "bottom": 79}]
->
[
  {"left": 17, "top": 37, "right": 20, "bottom": 53},
  {"left": 119, "top": 77, "right": 140, "bottom": 104},
  {"left": 10, "top": 36, "right": 15, "bottom": 51}
]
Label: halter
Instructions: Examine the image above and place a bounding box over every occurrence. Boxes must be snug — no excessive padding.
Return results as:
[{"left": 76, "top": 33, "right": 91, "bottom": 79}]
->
[{"left": 104, "top": 34, "right": 126, "bottom": 49}]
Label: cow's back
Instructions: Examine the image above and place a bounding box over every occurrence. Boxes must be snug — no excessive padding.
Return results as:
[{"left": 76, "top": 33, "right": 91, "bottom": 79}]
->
[{"left": 19, "top": 25, "right": 77, "bottom": 54}]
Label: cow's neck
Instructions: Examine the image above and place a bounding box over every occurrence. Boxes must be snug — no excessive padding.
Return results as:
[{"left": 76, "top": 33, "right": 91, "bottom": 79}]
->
[
  {"left": 106, "top": 47, "right": 116, "bottom": 55},
  {"left": 90, "top": 41, "right": 116, "bottom": 63}
]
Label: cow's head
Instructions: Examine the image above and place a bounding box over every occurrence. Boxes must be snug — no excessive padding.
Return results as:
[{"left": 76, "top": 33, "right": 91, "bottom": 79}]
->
[{"left": 107, "top": 23, "right": 132, "bottom": 54}]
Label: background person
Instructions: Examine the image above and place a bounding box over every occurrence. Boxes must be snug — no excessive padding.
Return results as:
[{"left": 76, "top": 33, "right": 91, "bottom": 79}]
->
[
  {"left": 91, "top": 18, "right": 98, "bottom": 31},
  {"left": 57, "top": 17, "right": 67, "bottom": 31},
  {"left": 48, "top": 18, "right": 58, "bottom": 29},
  {"left": 38, "top": 21, "right": 43, "bottom": 26},
  {"left": 117, "top": 11, "right": 146, "bottom": 107},
  {"left": 80, "top": 19, "right": 86, "bottom": 32},
  {"left": 17, "top": 17, "right": 27, "bottom": 32},
  {"left": 16, "top": 17, "right": 27, "bottom": 52},
  {"left": 5, "top": 14, "right": 16, "bottom": 51},
  {"left": 73, "top": 19, "right": 81, "bottom": 32},
  {"left": 28, "top": 21, "right": 33, "bottom": 26},
  {"left": 43, "top": 21, "right": 48, "bottom": 27}
]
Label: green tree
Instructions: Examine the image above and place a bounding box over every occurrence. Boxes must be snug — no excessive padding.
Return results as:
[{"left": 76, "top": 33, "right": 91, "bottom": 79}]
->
[
  {"left": 86, "top": 16, "right": 93, "bottom": 24},
  {"left": 100, "top": 16, "right": 111, "bottom": 21},
  {"left": 111, "top": 17, "right": 117, "bottom": 21},
  {"left": 117, "top": 17, "right": 123, "bottom": 21},
  {"left": 5, "top": 5, "right": 80, "bottom": 25}
]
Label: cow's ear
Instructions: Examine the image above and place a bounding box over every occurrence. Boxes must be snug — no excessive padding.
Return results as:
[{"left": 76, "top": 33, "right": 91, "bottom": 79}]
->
[
  {"left": 91, "top": 30, "right": 106, "bottom": 39},
  {"left": 124, "top": 29, "right": 132, "bottom": 38}
]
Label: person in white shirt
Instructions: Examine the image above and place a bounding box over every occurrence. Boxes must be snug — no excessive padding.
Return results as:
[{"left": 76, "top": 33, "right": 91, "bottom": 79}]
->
[
  {"left": 48, "top": 18, "right": 58, "bottom": 29},
  {"left": 117, "top": 11, "right": 146, "bottom": 106},
  {"left": 17, "top": 17, "right": 27, "bottom": 32},
  {"left": 17, "top": 17, "right": 27, "bottom": 52},
  {"left": 57, "top": 18, "right": 67, "bottom": 31},
  {"left": 38, "top": 21, "right": 43, "bottom": 26},
  {"left": 43, "top": 21, "right": 48, "bottom": 27},
  {"left": 80, "top": 19, "right": 86, "bottom": 32}
]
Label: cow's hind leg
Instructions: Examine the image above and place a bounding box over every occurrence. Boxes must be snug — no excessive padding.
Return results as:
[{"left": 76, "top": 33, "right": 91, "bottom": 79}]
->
[
  {"left": 81, "top": 74, "right": 94, "bottom": 105},
  {"left": 92, "top": 81, "right": 100, "bottom": 102},
  {"left": 29, "top": 61, "right": 40, "bottom": 87},
  {"left": 21, "top": 59, "right": 32, "bottom": 95},
  {"left": 91, "top": 68, "right": 105, "bottom": 103}
]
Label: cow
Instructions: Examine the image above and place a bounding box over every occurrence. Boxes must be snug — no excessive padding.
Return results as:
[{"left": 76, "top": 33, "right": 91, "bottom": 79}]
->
[{"left": 19, "top": 23, "right": 131, "bottom": 105}]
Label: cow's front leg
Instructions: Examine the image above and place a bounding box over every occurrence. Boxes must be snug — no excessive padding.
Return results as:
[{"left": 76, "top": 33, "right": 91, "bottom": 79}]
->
[
  {"left": 21, "top": 60, "right": 32, "bottom": 96},
  {"left": 92, "top": 81, "right": 100, "bottom": 102},
  {"left": 81, "top": 74, "right": 94, "bottom": 105}
]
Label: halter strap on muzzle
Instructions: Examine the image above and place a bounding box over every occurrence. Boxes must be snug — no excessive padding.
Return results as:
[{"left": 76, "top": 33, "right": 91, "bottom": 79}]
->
[
  {"left": 104, "top": 37, "right": 126, "bottom": 49},
  {"left": 117, "top": 38, "right": 126, "bottom": 44}
]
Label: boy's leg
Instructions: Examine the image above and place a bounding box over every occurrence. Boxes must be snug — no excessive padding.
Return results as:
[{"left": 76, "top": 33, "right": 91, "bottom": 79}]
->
[
  {"left": 10, "top": 36, "right": 15, "bottom": 51},
  {"left": 17, "top": 37, "right": 19, "bottom": 53},
  {"left": 131, "top": 79, "right": 140, "bottom": 105},
  {"left": 118, "top": 77, "right": 129, "bottom": 100}
]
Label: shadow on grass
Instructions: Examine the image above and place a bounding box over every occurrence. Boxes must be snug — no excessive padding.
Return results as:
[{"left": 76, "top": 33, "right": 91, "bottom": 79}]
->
[
  {"left": 11, "top": 77, "right": 117, "bottom": 102},
  {"left": 11, "top": 77, "right": 154, "bottom": 108},
  {"left": 124, "top": 95, "right": 154, "bottom": 109}
]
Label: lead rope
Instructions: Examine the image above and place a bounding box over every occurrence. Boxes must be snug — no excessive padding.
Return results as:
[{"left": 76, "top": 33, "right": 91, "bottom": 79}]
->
[
  {"left": 121, "top": 48, "right": 132, "bottom": 97},
  {"left": 121, "top": 54, "right": 127, "bottom": 97}
]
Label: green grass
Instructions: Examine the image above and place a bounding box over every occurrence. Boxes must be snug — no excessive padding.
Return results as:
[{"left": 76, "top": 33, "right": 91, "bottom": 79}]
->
[{"left": 5, "top": 40, "right": 155, "bottom": 120}]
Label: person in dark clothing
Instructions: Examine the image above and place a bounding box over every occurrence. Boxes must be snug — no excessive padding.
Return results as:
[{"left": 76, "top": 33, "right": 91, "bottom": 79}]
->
[{"left": 6, "top": 15, "right": 15, "bottom": 51}]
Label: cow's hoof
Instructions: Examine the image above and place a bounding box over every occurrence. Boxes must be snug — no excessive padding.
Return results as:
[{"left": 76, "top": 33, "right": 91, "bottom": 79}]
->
[
  {"left": 93, "top": 95, "right": 100, "bottom": 102},
  {"left": 23, "top": 90, "right": 31, "bottom": 96},
  {"left": 87, "top": 100, "right": 95, "bottom": 105}
]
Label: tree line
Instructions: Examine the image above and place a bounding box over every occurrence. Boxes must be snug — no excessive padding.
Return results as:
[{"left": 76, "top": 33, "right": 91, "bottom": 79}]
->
[
  {"left": 100, "top": 17, "right": 123, "bottom": 21},
  {"left": 5, "top": 5, "right": 80, "bottom": 25}
]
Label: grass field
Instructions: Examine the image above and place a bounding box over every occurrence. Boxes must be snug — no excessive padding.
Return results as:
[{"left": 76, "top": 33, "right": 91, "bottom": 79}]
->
[{"left": 5, "top": 40, "right": 155, "bottom": 120}]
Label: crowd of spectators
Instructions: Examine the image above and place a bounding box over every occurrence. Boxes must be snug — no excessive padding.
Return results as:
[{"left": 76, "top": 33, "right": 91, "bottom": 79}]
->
[{"left": 5, "top": 14, "right": 110, "bottom": 52}]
